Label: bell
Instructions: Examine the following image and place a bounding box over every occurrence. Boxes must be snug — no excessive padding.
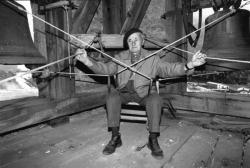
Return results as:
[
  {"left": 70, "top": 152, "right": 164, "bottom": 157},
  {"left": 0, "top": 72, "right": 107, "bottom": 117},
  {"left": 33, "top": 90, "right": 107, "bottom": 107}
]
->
[
  {"left": 201, "top": 9, "right": 250, "bottom": 71},
  {"left": 0, "top": 1, "right": 46, "bottom": 65}
]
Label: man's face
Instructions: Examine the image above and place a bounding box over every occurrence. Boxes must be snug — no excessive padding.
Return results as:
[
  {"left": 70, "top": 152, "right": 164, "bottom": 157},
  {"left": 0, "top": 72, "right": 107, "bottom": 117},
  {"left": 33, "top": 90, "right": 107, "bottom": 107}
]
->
[{"left": 127, "top": 32, "right": 143, "bottom": 53}]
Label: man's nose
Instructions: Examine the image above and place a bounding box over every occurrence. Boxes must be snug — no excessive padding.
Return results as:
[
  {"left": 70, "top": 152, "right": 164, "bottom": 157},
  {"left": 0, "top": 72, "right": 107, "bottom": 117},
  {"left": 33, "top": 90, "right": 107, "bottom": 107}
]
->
[{"left": 132, "top": 41, "right": 136, "bottom": 46}]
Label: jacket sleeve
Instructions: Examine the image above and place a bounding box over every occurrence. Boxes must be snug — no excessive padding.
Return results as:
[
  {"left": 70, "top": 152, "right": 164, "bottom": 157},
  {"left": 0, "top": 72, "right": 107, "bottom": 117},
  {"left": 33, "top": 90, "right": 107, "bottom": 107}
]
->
[
  {"left": 87, "top": 56, "right": 118, "bottom": 75},
  {"left": 155, "top": 55, "right": 193, "bottom": 77}
]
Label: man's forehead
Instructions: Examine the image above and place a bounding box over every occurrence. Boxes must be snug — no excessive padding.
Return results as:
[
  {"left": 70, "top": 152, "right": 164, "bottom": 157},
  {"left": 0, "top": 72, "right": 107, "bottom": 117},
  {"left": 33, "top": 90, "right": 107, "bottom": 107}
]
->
[{"left": 128, "top": 32, "right": 142, "bottom": 39}]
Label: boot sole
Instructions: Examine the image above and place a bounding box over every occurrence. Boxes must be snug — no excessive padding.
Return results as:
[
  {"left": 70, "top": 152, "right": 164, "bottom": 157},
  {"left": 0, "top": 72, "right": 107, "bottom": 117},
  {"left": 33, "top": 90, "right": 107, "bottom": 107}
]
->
[
  {"left": 147, "top": 144, "right": 164, "bottom": 160},
  {"left": 102, "top": 141, "right": 122, "bottom": 155}
]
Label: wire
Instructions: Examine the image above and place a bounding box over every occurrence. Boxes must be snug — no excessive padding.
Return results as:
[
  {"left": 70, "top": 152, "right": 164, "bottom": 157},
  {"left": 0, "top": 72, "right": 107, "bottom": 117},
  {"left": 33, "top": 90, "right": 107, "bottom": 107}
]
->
[
  {"left": 145, "top": 37, "right": 250, "bottom": 64},
  {"left": 63, "top": 5, "right": 72, "bottom": 79},
  {"left": 5, "top": 0, "right": 151, "bottom": 80},
  {"left": 0, "top": 53, "right": 81, "bottom": 84},
  {"left": 56, "top": 72, "right": 110, "bottom": 77},
  {"left": 2, "top": 0, "right": 249, "bottom": 84},
  {"left": 117, "top": 8, "right": 238, "bottom": 75}
]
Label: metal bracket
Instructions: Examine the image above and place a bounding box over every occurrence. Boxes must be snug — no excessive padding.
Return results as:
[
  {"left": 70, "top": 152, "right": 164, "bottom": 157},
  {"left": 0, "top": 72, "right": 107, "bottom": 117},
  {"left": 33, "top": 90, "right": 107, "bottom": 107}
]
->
[{"left": 38, "top": 0, "right": 77, "bottom": 15}]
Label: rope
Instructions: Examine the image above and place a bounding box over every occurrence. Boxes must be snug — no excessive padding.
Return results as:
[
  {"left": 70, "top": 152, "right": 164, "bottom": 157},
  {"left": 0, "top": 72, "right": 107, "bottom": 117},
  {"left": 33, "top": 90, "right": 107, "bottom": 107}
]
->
[
  {"left": 55, "top": 72, "right": 110, "bottom": 77},
  {"left": 146, "top": 37, "right": 250, "bottom": 64},
  {"left": 20, "top": 70, "right": 110, "bottom": 77},
  {"left": 158, "top": 71, "right": 227, "bottom": 82},
  {"left": 2, "top": 1, "right": 249, "bottom": 84},
  {"left": 0, "top": 53, "right": 81, "bottom": 84},
  {"left": 63, "top": 5, "right": 72, "bottom": 79},
  {"left": 117, "top": 7, "right": 239, "bottom": 75},
  {"left": 4, "top": 0, "right": 151, "bottom": 81}
]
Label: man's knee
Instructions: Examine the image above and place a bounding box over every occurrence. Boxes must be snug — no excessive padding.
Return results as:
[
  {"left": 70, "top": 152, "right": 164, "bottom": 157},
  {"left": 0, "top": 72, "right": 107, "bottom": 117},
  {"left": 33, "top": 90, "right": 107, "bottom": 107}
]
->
[
  {"left": 106, "top": 90, "right": 120, "bottom": 103},
  {"left": 147, "top": 93, "right": 162, "bottom": 105}
]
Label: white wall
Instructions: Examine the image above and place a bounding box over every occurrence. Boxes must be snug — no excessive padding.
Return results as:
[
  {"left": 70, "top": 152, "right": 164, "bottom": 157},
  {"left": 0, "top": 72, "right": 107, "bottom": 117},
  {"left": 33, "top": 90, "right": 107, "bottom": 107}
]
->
[{"left": 16, "top": 0, "right": 34, "bottom": 41}]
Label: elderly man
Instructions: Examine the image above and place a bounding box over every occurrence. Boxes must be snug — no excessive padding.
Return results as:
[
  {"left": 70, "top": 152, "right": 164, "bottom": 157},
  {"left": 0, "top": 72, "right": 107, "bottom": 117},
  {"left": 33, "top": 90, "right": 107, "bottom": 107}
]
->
[{"left": 75, "top": 28, "right": 206, "bottom": 160}]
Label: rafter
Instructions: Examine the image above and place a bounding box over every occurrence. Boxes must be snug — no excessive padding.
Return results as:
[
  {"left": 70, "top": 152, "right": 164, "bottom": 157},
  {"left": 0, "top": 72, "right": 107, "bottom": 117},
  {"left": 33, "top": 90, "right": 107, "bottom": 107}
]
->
[
  {"left": 120, "top": 0, "right": 151, "bottom": 34},
  {"left": 71, "top": 0, "right": 101, "bottom": 34}
]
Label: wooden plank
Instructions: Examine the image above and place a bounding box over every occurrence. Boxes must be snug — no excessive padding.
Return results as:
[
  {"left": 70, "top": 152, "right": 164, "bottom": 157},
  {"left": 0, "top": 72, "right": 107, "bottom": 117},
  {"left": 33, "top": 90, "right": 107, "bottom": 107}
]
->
[
  {"left": 71, "top": 34, "right": 169, "bottom": 49},
  {"left": 191, "top": 0, "right": 211, "bottom": 9},
  {"left": 0, "top": 90, "right": 106, "bottom": 134},
  {"left": 164, "top": 0, "right": 223, "bottom": 12},
  {"left": 32, "top": 3, "right": 47, "bottom": 59},
  {"left": 208, "top": 132, "right": 243, "bottom": 168},
  {"left": 0, "top": 109, "right": 104, "bottom": 149},
  {"left": 162, "top": 129, "right": 218, "bottom": 168},
  {"left": 191, "top": 0, "right": 228, "bottom": 10},
  {"left": 45, "top": 6, "right": 75, "bottom": 99},
  {"left": 31, "top": 2, "right": 49, "bottom": 97},
  {"left": 2, "top": 110, "right": 245, "bottom": 168},
  {"left": 164, "top": 0, "right": 187, "bottom": 94},
  {"left": 243, "top": 138, "right": 250, "bottom": 168},
  {"left": 102, "top": 0, "right": 126, "bottom": 34},
  {"left": 120, "top": 0, "right": 151, "bottom": 34},
  {"left": 0, "top": 109, "right": 107, "bottom": 167},
  {"left": 71, "top": 0, "right": 101, "bottom": 34},
  {"left": 102, "top": 0, "right": 126, "bottom": 62},
  {"left": 159, "top": 125, "right": 198, "bottom": 163},
  {"left": 161, "top": 92, "right": 250, "bottom": 118},
  {"left": 162, "top": 109, "right": 250, "bottom": 132}
]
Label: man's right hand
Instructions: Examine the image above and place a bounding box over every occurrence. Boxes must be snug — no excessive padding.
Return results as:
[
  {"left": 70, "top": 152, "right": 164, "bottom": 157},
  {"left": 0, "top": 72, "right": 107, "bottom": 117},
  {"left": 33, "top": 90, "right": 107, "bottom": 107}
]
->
[{"left": 75, "top": 48, "right": 93, "bottom": 66}]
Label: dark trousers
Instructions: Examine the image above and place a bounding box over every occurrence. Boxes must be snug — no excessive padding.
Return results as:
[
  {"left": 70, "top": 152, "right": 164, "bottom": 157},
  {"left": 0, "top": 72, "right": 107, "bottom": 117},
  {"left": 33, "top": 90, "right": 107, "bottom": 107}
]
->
[{"left": 106, "top": 88, "right": 163, "bottom": 132}]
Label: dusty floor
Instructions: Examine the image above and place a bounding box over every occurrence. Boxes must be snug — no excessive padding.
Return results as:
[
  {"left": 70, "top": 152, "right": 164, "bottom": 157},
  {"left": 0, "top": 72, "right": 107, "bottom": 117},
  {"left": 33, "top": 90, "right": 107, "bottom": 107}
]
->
[{"left": 1, "top": 107, "right": 250, "bottom": 168}]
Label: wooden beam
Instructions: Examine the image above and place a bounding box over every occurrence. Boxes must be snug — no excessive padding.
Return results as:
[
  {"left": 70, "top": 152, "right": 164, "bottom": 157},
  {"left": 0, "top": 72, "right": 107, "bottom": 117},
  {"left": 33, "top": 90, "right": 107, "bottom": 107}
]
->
[
  {"left": 71, "top": 34, "right": 170, "bottom": 49},
  {"left": 31, "top": 2, "right": 49, "bottom": 97},
  {"left": 191, "top": 0, "right": 211, "bottom": 9},
  {"left": 161, "top": 92, "right": 250, "bottom": 118},
  {"left": 45, "top": 6, "right": 75, "bottom": 99},
  {"left": 71, "top": 0, "right": 101, "bottom": 34},
  {"left": 164, "top": 0, "right": 187, "bottom": 94},
  {"left": 191, "top": 0, "right": 232, "bottom": 10},
  {"left": 102, "top": 0, "right": 126, "bottom": 62},
  {"left": 102, "top": 0, "right": 126, "bottom": 34},
  {"left": 191, "top": 0, "right": 241, "bottom": 11},
  {"left": 120, "top": 0, "right": 151, "bottom": 34},
  {"left": 0, "top": 90, "right": 107, "bottom": 134}
]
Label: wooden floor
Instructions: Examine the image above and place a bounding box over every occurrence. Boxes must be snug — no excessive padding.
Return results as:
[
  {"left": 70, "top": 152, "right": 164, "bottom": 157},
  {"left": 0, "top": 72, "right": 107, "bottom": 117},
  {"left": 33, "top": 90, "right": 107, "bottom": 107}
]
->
[{"left": 1, "top": 107, "right": 250, "bottom": 168}]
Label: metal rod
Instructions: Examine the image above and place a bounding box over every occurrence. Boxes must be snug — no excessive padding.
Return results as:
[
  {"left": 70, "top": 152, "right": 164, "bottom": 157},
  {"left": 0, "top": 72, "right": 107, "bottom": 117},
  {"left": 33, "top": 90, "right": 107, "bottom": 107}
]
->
[
  {"left": 56, "top": 72, "right": 110, "bottom": 77},
  {"left": 44, "top": 1, "right": 69, "bottom": 10},
  {"left": 146, "top": 37, "right": 250, "bottom": 64},
  {"left": 0, "top": 53, "right": 81, "bottom": 84},
  {"left": 117, "top": 8, "right": 237, "bottom": 75},
  {"left": 64, "top": 6, "right": 72, "bottom": 79},
  {"left": 5, "top": 0, "right": 151, "bottom": 80}
]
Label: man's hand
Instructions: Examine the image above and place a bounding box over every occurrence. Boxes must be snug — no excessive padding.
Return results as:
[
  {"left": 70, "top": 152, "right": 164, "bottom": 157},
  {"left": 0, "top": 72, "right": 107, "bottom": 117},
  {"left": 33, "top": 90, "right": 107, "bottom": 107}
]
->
[
  {"left": 186, "top": 51, "right": 206, "bottom": 69},
  {"left": 75, "top": 48, "right": 93, "bottom": 66}
]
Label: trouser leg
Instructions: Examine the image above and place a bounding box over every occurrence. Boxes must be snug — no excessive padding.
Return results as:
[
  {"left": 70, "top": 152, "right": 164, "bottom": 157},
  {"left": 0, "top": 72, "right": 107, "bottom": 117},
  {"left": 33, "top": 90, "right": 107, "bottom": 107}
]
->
[
  {"left": 106, "top": 90, "right": 122, "bottom": 128},
  {"left": 144, "top": 93, "right": 163, "bottom": 133}
]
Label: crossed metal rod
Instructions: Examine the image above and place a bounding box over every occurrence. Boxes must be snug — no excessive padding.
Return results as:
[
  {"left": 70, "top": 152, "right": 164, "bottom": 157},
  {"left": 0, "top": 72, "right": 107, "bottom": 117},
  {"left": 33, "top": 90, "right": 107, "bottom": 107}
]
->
[
  {"left": 1, "top": 1, "right": 249, "bottom": 85},
  {"left": 4, "top": 0, "right": 151, "bottom": 81}
]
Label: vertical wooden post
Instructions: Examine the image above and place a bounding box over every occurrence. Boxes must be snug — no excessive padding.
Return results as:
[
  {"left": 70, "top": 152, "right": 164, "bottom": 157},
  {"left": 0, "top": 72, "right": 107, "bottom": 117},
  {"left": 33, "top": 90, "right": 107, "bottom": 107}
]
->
[
  {"left": 31, "top": 2, "right": 49, "bottom": 97},
  {"left": 102, "top": 0, "right": 126, "bottom": 34},
  {"left": 120, "top": 0, "right": 151, "bottom": 34},
  {"left": 45, "top": 6, "right": 75, "bottom": 99},
  {"left": 164, "top": 0, "right": 187, "bottom": 94},
  {"left": 71, "top": 0, "right": 101, "bottom": 34}
]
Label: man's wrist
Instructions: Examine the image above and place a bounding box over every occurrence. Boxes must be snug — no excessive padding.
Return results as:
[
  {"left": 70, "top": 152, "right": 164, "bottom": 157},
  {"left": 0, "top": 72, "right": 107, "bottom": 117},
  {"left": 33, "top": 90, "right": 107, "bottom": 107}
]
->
[
  {"left": 185, "top": 62, "right": 194, "bottom": 71},
  {"left": 85, "top": 59, "right": 93, "bottom": 67}
]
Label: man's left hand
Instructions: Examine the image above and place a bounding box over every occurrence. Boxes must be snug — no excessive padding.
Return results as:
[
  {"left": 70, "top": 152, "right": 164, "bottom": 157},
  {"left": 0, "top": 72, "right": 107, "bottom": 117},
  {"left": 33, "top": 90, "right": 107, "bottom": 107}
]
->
[{"left": 187, "top": 51, "right": 206, "bottom": 69}]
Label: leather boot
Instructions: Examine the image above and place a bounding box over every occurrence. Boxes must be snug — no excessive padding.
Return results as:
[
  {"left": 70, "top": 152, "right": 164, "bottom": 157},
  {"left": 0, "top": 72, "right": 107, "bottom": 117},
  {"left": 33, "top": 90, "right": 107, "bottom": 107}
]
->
[
  {"left": 147, "top": 136, "right": 164, "bottom": 160},
  {"left": 102, "top": 134, "right": 122, "bottom": 155}
]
